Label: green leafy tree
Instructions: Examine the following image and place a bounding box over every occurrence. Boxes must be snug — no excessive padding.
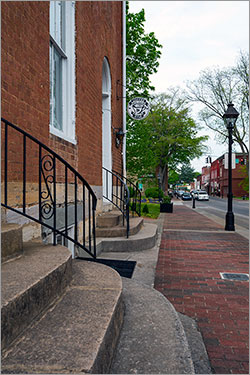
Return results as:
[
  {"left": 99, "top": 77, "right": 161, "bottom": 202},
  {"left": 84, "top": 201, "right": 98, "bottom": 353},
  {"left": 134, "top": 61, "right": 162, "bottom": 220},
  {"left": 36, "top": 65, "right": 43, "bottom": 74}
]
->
[
  {"left": 179, "top": 163, "right": 198, "bottom": 184},
  {"left": 126, "top": 2, "right": 162, "bottom": 99},
  {"left": 126, "top": 92, "right": 208, "bottom": 191},
  {"left": 186, "top": 51, "right": 249, "bottom": 155},
  {"left": 239, "top": 166, "right": 249, "bottom": 194},
  {"left": 168, "top": 169, "right": 180, "bottom": 186}
]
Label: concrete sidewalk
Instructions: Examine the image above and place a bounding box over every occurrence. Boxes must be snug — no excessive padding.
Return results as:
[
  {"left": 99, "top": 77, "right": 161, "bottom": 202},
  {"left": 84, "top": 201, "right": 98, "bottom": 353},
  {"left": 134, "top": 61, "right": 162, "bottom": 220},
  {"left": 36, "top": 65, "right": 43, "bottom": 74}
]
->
[
  {"left": 155, "top": 203, "right": 249, "bottom": 374},
  {"left": 106, "top": 213, "right": 212, "bottom": 374}
]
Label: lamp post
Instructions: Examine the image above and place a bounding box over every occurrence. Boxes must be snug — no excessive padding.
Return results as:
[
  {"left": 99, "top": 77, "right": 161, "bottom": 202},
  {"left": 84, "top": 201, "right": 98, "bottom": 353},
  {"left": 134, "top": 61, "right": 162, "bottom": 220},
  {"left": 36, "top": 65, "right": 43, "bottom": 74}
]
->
[{"left": 223, "top": 103, "right": 239, "bottom": 231}]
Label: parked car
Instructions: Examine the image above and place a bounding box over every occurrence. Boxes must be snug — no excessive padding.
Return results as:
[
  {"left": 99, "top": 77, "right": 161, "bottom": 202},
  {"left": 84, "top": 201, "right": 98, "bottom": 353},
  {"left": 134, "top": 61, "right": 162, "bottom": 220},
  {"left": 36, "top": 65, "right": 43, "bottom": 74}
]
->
[
  {"left": 181, "top": 192, "right": 192, "bottom": 201},
  {"left": 196, "top": 190, "right": 209, "bottom": 201},
  {"left": 177, "top": 190, "right": 185, "bottom": 197}
]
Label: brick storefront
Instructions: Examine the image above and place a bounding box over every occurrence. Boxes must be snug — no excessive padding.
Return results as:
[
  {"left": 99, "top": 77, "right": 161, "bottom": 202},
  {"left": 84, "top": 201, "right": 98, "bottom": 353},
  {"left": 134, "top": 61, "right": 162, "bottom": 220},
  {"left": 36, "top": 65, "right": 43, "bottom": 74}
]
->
[{"left": 1, "top": 1, "right": 124, "bottom": 205}]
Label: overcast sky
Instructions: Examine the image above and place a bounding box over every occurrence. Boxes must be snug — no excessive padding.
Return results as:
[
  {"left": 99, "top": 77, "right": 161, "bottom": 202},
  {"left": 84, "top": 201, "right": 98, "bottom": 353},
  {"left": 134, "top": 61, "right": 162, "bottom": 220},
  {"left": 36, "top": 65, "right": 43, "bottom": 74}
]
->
[{"left": 128, "top": 1, "right": 249, "bottom": 172}]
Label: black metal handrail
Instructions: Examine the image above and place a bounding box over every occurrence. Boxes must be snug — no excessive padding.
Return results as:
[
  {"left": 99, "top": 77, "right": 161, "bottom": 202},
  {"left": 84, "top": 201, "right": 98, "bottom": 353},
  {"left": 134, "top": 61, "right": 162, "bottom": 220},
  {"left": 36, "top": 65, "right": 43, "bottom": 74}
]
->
[
  {"left": 113, "top": 170, "right": 141, "bottom": 217},
  {"left": 102, "top": 167, "right": 130, "bottom": 238},
  {"left": 1, "top": 118, "right": 97, "bottom": 258}
]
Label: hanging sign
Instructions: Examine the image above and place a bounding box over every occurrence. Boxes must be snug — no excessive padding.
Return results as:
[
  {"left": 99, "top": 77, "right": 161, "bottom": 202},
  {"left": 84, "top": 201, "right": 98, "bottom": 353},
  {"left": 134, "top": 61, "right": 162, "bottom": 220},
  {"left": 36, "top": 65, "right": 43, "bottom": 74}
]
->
[
  {"left": 224, "top": 153, "right": 236, "bottom": 169},
  {"left": 127, "top": 97, "right": 150, "bottom": 120}
]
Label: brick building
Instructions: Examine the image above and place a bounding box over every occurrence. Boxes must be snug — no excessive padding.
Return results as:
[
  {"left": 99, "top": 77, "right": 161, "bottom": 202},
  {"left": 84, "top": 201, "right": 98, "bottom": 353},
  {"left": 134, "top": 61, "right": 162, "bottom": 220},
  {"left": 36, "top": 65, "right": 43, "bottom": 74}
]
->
[
  {"left": 217, "top": 153, "right": 248, "bottom": 198},
  {"left": 201, "top": 153, "right": 248, "bottom": 198},
  {"left": 201, "top": 166, "right": 211, "bottom": 193},
  {"left": 210, "top": 159, "right": 220, "bottom": 196},
  {"left": 1, "top": 1, "right": 126, "bottom": 247}
]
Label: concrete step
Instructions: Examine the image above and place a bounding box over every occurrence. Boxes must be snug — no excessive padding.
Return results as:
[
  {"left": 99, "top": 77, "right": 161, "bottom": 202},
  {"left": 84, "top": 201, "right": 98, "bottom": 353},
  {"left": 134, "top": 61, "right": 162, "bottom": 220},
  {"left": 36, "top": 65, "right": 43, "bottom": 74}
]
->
[
  {"left": 96, "top": 211, "right": 123, "bottom": 228},
  {"left": 1, "top": 223, "right": 23, "bottom": 262},
  {"left": 98, "top": 222, "right": 158, "bottom": 253},
  {"left": 178, "top": 312, "right": 212, "bottom": 374},
  {"left": 96, "top": 217, "right": 144, "bottom": 238},
  {"left": 1, "top": 241, "right": 72, "bottom": 351},
  {"left": 2, "top": 260, "right": 124, "bottom": 374},
  {"left": 109, "top": 278, "right": 195, "bottom": 374}
]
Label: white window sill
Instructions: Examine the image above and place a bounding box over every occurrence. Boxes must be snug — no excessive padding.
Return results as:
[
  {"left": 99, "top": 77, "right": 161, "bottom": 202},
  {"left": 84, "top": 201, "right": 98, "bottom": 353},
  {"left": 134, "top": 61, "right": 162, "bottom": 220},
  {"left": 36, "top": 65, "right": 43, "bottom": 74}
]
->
[{"left": 50, "top": 125, "right": 77, "bottom": 145}]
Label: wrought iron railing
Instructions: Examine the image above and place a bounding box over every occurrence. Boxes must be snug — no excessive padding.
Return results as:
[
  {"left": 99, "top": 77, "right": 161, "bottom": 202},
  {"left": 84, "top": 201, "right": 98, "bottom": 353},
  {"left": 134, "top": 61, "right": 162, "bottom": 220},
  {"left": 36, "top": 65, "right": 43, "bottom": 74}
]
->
[
  {"left": 113, "top": 170, "right": 141, "bottom": 217},
  {"left": 102, "top": 167, "right": 130, "bottom": 238},
  {"left": 1, "top": 118, "right": 97, "bottom": 258}
]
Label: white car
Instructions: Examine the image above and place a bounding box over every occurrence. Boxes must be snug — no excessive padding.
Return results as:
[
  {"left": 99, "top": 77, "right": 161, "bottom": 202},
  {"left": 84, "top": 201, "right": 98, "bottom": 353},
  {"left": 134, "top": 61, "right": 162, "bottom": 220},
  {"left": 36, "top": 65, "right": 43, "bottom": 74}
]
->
[{"left": 196, "top": 191, "right": 209, "bottom": 201}]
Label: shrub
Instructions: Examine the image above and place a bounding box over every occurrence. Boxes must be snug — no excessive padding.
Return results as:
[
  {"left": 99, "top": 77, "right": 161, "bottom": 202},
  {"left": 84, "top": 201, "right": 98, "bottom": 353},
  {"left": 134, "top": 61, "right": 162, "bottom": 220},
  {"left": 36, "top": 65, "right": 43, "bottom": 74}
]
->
[
  {"left": 142, "top": 204, "right": 149, "bottom": 213},
  {"left": 128, "top": 186, "right": 135, "bottom": 198},
  {"left": 162, "top": 195, "right": 171, "bottom": 204},
  {"left": 145, "top": 187, "right": 164, "bottom": 199}
]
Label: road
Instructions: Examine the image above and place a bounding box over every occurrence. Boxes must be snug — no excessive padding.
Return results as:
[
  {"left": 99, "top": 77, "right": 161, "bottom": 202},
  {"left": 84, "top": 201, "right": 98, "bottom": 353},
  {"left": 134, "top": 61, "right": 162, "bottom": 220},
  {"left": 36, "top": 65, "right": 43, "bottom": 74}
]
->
[{"left": 181, "top": 196, "right": 249, "bottom": 230}]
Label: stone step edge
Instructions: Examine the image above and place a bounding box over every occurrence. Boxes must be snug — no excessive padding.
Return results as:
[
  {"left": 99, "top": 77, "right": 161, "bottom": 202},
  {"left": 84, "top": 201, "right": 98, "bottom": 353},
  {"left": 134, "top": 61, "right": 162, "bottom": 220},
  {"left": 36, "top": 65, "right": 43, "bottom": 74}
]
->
[
  {"left": 1, "top": 244, "right": 72, "bottom": 351},
  {"left": 110, "top": 278, "right": 195, "bottom": 374},
  {"left": 2, "top": 261, "right": 124, "bottom": 374},
  {"left": 1, "top": 223, "right": 23, "bottom": 262},
  {"left": 78, "top": 223, "right": 158, "bottom": 258},
  {"left": 96, "top": 217, "right": 144, "bottom": 238},
  {"left": 96, "top": 211, "right": 123, "bottom": 228}
]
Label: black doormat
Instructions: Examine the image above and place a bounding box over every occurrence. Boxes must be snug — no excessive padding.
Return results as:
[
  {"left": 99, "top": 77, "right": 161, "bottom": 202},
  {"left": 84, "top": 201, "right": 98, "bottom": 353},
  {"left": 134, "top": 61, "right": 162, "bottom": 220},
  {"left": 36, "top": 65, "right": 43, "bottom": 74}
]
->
[{"left": 77, "top": 257, "right": 136, "bottom": 278}]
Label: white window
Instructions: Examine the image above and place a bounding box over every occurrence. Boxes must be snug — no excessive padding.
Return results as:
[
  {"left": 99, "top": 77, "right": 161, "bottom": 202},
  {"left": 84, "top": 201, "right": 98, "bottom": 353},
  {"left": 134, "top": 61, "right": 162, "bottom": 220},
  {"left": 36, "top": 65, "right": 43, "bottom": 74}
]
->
[{"left": 50, "top": 1, "right": 76, "bottom": 144}]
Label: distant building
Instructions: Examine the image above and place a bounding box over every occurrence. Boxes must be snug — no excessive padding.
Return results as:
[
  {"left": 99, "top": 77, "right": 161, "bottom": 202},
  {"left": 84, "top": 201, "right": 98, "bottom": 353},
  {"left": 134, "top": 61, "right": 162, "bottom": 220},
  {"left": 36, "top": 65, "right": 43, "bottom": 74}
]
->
[
  {"left": 201, "top": 166, "right": 211, "bottom": 193},
  {"left": 217, "top": 153, "right": 248, "bottom": 198},
  {"left": 201, "top": 153, "right": 248, "bottom": 198}
]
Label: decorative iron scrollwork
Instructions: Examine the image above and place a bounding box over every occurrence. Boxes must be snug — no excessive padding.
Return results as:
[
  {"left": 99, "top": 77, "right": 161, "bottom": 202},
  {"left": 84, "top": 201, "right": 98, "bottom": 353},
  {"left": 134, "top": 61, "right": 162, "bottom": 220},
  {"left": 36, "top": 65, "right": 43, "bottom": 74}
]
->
[{"left": 40, "top": 154, "right": 55, "bottom": 220}]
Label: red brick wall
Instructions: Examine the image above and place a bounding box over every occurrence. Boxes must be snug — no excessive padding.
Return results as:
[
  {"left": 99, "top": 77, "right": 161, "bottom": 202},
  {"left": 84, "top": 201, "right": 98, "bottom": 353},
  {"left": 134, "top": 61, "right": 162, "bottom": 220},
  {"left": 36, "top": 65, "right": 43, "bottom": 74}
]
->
[
  {"left": 74, "top": 1, "right": 123, "bottom": 185},
  {"left": 1, "top": 1, "right": 123, "bottom": 190},
  {"left": 1, "top": 2, "right": 50, "bottom": 186},
  {"left": 218, "top": 157, "right": 248, "bottom": 198}
]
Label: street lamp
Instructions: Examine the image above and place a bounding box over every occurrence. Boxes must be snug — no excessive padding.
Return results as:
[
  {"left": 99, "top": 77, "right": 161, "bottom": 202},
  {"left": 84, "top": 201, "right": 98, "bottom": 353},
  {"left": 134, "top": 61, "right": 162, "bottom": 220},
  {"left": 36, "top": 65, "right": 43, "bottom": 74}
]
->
[{"left": 223, "top": 103, "right": 239, "bottom": 231}]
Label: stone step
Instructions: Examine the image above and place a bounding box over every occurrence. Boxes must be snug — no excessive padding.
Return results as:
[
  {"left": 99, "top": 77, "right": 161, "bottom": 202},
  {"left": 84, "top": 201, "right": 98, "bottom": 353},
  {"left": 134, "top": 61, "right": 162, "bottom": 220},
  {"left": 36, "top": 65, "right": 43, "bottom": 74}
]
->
[
  {"left": 109, "top": 278, "right": 195, "bottom": 374},
  {"left": 96, "top": 211, "right": 123, "bottom": 228},
  {"left": 77, "top": 222, "right": 158, "bottom": 258},
  {"left": 2, "top": 260, "right": 124, "bottom": 374},
  {"left": 99, "top": 222, "right": 157, "bottom": 253},
  {"left": 1, "top": 223, "right": 23, "bottom": 262},
  {"left": 1, "top": 241, "right": 72, "bottom": 351},
  {"left": 96, "top": 216, "right": 144, "bottom": 238}
]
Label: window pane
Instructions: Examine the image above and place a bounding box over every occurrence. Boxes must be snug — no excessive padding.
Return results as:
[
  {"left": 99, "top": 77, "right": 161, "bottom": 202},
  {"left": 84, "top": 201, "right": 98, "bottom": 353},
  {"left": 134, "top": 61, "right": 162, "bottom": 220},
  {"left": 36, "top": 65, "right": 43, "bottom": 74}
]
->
[
  {"left": 50, "top": 45, "right": 62, "bottom": 131},
  {"left": 50, "top": 1, "right": 63, "bottom": 47}
]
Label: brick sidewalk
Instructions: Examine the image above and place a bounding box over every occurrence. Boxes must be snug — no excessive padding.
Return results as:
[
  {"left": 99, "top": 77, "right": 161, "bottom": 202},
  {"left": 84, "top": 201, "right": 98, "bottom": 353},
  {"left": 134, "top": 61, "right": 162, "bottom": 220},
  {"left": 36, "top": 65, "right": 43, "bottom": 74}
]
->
[{"left": 154, "top": 205, "right": 249, "bottom": 374}]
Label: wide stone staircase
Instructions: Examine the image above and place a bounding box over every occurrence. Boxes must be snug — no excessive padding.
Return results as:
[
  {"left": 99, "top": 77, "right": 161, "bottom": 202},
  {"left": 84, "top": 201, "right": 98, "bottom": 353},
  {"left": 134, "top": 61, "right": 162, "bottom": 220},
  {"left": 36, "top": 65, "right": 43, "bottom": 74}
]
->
[
  {"left": 1, "top": 211, "right": 211, "bottom": 374},
  {"left": 1, "top": 222, "right": 123, "bottom": 374},
  {"left": 77, "top": 210, "right": 158, "bottom": 257}
]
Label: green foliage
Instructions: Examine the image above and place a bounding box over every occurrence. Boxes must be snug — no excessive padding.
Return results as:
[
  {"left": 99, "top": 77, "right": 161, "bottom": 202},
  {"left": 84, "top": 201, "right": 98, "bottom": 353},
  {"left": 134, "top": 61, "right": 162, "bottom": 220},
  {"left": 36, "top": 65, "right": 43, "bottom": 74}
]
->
[
  {"left": 179, "top": 163, "right": 198, "bottom": 183},
  {"left": 162, "top": 195, "right": 171, "bottom": 203},
  {"left": 145, "top": 187, "right": 164, "bottom": 199},
  {"left": 239, "top": 166, "right": 249, "bottom": 193},
  {"left": 142, "top": 204, "right": 149, "bottom": 214},
  {"left": 168, "top": 169, "right": 180, "bottom": 185},
  {"left": 128, "top": 186, "right": 135, "bottom": 198},
  {"left": 126, "top": 2, "right": 162, "bottom": 99},
  {"left": 126, "top": 91, "right": 208, "bottom": 190},
  {"left": 141, "top": 203, "right": 160, "bottom": 219}
]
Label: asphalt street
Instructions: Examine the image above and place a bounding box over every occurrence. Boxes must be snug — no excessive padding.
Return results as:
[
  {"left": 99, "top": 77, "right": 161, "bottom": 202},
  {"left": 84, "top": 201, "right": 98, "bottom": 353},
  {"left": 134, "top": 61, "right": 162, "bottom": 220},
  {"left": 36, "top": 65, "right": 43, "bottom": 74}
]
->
[{"left": 181, "top": 196, "right": 249, "bottom": 230}]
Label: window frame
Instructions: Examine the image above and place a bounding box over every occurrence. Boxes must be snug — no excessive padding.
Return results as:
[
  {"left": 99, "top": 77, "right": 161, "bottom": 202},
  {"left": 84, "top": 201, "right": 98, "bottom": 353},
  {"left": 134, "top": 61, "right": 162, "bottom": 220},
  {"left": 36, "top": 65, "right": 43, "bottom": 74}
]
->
[{"left": 49, "top": 1, "right": 76, "bottom": 145}]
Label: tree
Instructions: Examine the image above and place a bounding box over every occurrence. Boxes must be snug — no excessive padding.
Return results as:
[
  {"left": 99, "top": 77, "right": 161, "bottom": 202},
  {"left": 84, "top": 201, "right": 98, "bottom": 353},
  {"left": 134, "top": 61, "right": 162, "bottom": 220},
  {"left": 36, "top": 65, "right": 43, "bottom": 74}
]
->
[
  {"left": 126, "top": 2, "right": 162, "bottom": 99},
  {"left": 179, "top": 164, "right": 198, "bottom": 184},
  {"left": 168, "top": 169, "right": 180, "bottom": 186},
  {"left": 126, "top": 92, "right": 208, "bottom": 192},
  {"left": 185, "top": 51, "right": 249, "bottom": 155}
]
